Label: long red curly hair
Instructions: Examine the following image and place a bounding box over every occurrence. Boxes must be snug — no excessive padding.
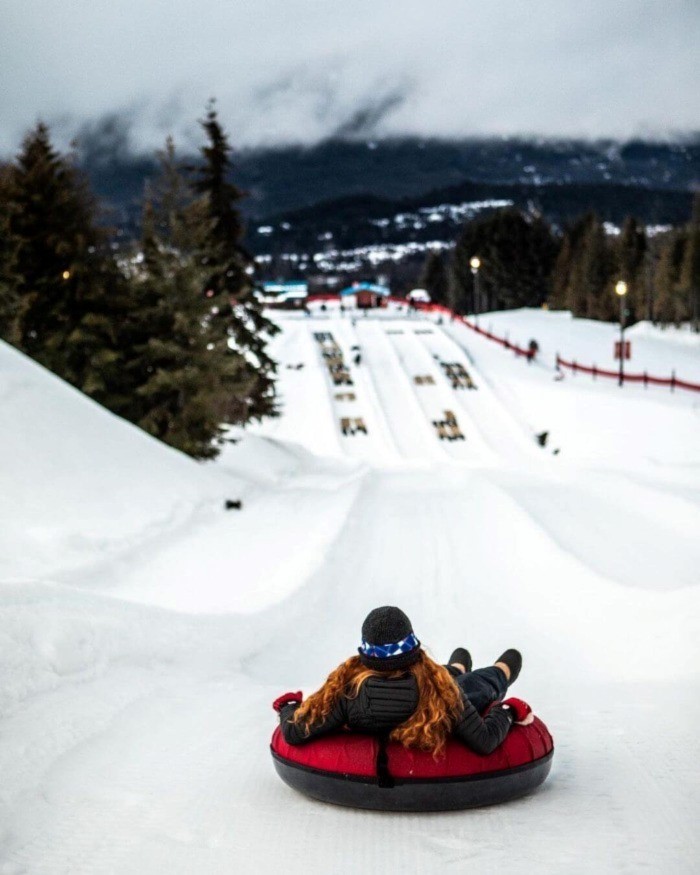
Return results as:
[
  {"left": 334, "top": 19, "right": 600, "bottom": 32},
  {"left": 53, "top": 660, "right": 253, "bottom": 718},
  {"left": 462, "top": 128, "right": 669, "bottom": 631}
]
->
[{"left": 291, "top": 650, "right": 463, "bottom": 757}]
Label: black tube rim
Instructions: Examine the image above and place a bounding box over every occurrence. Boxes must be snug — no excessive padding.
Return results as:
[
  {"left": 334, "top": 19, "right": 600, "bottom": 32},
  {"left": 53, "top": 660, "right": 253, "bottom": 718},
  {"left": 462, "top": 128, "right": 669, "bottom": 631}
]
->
[{"left": 271, "top": 746, "right": 554, "bottom": 786}]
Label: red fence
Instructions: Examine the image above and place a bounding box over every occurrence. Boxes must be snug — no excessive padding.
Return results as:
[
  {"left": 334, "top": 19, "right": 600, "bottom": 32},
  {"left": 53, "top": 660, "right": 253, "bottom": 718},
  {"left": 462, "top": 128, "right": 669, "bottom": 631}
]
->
[
  {"left": 555, "top": 355, "right": 700, "bottom": 393},
  {"left": 413, "top": 302, "right": 536, "bottom": 358}
]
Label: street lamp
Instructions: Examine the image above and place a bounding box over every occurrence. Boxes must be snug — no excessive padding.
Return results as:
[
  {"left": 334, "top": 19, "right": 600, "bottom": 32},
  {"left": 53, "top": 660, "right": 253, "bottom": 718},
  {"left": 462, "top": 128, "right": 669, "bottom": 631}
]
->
[
  {"left": 470, "top": 256, "right": 481, "bottom": 321},
  {"left": 614, "top": 280, "right": 628, "bottom": 387}
]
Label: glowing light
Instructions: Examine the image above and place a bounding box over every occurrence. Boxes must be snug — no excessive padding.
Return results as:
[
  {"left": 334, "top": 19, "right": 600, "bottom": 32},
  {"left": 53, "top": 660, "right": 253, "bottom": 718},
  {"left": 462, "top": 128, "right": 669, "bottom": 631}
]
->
[
  {"left": 615, "top": 280, "right": 628, "bottom": 297},
  {"left": 61, "top": 270, "right": 71, "bottom": 280},
  {"left": 469, "top": 256, "right": 481, "bottom": 271}
]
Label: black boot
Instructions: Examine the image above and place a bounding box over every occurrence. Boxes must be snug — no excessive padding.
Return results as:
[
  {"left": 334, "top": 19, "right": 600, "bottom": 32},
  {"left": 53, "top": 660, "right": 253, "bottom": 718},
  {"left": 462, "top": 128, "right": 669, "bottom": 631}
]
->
[
  {"left": 496, "top": 649, "right": 522, "bottom": 685},
  {"left": 448, "top": 648, "right": 472, "bottom": 673}
]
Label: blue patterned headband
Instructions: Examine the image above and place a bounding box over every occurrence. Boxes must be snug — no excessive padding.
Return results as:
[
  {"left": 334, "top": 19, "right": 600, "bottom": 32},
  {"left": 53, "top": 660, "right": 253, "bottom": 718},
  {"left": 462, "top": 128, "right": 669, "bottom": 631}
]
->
[{"left": 360, "top": 632, "right": 421, "bottom": 659}]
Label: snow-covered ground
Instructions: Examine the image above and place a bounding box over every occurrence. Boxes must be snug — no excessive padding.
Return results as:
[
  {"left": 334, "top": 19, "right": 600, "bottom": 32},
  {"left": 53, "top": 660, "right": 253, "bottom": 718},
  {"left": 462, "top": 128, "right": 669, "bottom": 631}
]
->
[{"left": 1, "top": 308, "right": 699, "bottom": 874}]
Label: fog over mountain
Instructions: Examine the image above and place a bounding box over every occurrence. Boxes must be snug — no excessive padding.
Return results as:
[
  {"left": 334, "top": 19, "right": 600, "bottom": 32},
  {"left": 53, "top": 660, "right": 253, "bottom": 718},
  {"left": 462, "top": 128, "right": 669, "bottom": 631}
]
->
[{"left": 2, "top": 0, "right": 699, "bottom": 155}]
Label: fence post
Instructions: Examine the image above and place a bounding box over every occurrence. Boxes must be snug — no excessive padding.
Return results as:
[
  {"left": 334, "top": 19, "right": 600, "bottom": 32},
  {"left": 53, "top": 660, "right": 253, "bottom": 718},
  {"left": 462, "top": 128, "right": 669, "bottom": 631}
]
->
[
  {"left": 644, "top": 371, "right": 648, "bottom": 389},
  {"left": 592, "top": 364, "right": 597, "bottom": 380},
  {"left": 671, "top": 370, "right": 676, "bottom": 393}
]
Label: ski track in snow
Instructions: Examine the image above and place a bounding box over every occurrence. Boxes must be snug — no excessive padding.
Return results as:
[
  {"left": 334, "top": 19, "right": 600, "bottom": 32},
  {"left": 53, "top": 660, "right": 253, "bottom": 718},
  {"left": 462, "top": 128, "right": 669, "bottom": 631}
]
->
[{"left": 1, "top": 309, "right": 699, "bottom": 874}]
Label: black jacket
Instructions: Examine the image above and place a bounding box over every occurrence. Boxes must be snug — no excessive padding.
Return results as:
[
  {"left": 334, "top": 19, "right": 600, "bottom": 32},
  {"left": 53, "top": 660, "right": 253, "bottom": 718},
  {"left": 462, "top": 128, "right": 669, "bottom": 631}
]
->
[{"left": 279, "top": 673, "right": 513, "bottom": 756}]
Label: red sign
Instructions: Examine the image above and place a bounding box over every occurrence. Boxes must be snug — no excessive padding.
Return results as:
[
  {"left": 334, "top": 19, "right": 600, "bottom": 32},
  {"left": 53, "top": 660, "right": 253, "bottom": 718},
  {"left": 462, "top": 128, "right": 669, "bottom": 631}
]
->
[{"left": 614, "top": 341, "right": 631, "bottom": 361}]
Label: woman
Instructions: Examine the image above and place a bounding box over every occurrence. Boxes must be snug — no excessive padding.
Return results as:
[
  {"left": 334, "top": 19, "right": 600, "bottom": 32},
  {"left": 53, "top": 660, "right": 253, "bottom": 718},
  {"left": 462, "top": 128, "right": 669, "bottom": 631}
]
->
[{"left": 273, "top": 606, "right": 534, "bottom": 757}]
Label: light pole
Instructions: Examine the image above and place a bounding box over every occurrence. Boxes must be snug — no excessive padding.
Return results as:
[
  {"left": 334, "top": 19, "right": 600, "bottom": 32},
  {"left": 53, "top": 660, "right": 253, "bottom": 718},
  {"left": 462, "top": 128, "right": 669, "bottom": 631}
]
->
[
  {"left": 470, "top": 256, "right": 481, "bottom": 323},
  {"left": 615, "top": 280, "right": 628, "bottom": 387}
]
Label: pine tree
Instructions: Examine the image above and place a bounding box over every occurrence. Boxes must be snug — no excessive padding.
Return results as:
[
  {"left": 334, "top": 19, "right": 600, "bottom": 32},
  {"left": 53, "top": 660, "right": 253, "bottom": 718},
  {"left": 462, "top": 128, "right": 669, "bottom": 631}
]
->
[
  {"left": 560, "top": 214, "right": 612, "bottom": 319},
  {"left": 117, "top": 141, "right": 254, "bottom": 458},
  {"left": 191, "top": 102, "right": 279, "bottom": 423},
  {"left": 582, "top": 218, "right": 613, "bottom": 320},
  {"left": 9, "top": 122, "right": 126, "bottom": 397},
  {"left": 549, "top": 219, "right": 585, "bottom": 312},
  {"left": 654, "top": 229, "right": 689, "bottom": 326},
  {"left": 615, "top": 217, "right": 647, "bottom": 323},
  {"left": 418, "top": 251, "right": 449, "bottom": 305},
  {"left": 679, "top": 192, "right": 700, "bottom": 331},
  {"left": 451, "top": 208, "right": 557, "bottom": 314},
  {"left": 0, "top": 164, "right": 21, "bottom": 343}
]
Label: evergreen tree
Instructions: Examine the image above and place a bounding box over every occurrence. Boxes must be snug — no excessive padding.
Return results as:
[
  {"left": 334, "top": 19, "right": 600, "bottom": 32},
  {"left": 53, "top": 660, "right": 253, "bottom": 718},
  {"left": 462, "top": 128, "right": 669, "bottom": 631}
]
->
[
  {"left": 418, "top": 251, "right": 449, "bottom": 305},
  {"left": 9, "top": 122, "right": 126, "bottom": 397},
  {"left": 191, "top": 102, "right": 279, "bottom": 423},
  {"left": 554, "top": 213, "right": 613, "bottom": 319},
  {"left": 118, "top": 141, "right": 254, "bottom": 458},
  {"left": 614, "top": 216, "right": 647, "bottom": 322},
  {"left": 578, "top": 216, "right": 613, "bottom": 319},
  {"left": 451, "top": 208, "right": 557, "bottom": 314},
  {"left": 680, "top": 192, "right": 700, "bottom": 331},
  {"left": 654, "top": 229, "right": 689, "bottom": 326},
  {"left": 550, "top": 220, "right": 579, "bottom": 311},
  {"left": 0, "top": 164, "right": 21, "bottom": 343}
]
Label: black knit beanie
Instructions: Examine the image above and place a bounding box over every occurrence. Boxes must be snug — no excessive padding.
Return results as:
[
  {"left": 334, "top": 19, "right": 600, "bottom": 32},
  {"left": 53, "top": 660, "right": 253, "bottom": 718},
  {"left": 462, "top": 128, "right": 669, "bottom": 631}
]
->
[{"left": 358, "top": 606, "right": 422, "bottom": 671}]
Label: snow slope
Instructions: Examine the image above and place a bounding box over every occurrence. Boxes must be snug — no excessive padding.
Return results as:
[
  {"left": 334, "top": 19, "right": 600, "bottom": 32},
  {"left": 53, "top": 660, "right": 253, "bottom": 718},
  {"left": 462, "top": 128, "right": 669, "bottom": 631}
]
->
[
  {"left": 469, "top": 308, "right": 700, "bottom": 381},
  {"left": 440, "top": 311, "right": 700, "bottom": 468},
  {"left": 1, "top": 311, "right": 699, "bottom": 874},
  {"left": 0, "top": 340, "right": 234, "bottom": 581}
]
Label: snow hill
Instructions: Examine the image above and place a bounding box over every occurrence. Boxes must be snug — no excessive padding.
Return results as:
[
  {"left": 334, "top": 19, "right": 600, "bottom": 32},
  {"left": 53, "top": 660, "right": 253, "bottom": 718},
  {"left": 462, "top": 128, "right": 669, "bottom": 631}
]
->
[
  {"left": 1, "top": 309, "right": 698, "bottom": 874},
  {"left": 0, "top": 340, "right": 232, "bottom": 581}
]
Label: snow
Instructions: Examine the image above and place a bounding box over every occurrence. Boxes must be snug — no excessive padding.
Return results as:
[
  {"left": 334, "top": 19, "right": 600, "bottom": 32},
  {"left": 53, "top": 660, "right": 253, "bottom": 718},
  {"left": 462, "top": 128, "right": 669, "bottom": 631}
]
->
[
  {"left": 0, "top": 341, "right": 231, "bottom": 581},
  {"left": 1, "top": 308, "right": 699, "bottom": 874},
  {"left": 472, "top": 308, "right": 700, "bottom": 381}
]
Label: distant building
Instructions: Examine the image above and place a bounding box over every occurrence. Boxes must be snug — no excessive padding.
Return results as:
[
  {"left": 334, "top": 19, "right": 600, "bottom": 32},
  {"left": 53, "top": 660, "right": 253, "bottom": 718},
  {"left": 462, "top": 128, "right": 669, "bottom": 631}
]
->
[
  {"left": 340, "top": 281, "right": 391, "bottom": 309},
  {"left": 261, "top": 281, "right": 308, "bottom": 308}
]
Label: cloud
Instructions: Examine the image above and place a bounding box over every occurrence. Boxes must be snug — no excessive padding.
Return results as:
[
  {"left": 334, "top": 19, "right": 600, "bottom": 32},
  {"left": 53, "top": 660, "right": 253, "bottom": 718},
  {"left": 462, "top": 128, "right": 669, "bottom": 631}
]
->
[{"left": 1, "top": 0, "right": 698, "bottom": 155}]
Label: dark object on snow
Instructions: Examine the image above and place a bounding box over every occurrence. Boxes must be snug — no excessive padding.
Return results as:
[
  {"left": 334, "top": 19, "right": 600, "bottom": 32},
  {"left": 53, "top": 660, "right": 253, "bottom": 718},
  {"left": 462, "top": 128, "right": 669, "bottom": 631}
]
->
[
  {"left": 270, "top": 720, "right": 554, "bottom": 811},
  {"left": 528, "top": 339, "right": 539, "bottom": 362},
  {"left": 536, "top": 431, "right": 549, "bottom": 447},
  {"left": 225, "top": 499, "right": 243, "bottom": 510},
  {"left": 353, "top": 353, "right": 362, "bottom": 366},
  {"left": 553, "top": 448, "right": 561, "bottom": 456}
]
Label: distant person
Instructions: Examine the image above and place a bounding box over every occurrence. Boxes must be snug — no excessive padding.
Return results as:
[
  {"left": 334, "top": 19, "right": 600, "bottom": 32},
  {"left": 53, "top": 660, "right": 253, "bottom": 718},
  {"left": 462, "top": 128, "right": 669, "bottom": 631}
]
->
[
  {"left": 354, "top": 352, "right": 362, "bottom": 366},
  {"left": 274, "top": 606, "right": 531, "bottom": 756}
]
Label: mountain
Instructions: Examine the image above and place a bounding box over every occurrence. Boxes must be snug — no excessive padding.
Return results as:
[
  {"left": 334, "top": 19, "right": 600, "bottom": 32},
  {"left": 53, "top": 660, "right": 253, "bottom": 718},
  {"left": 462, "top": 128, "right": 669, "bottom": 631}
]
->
[{"left": 81, "top": 136, "right": 699, "bottom": 238}]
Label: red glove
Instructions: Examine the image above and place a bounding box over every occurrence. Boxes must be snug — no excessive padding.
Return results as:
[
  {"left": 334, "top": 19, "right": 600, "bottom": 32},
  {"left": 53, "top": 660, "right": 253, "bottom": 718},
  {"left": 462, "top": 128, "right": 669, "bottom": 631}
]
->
[
  {"left": 272, "top": 691, "right": 303, "bottom": 713},
  {"left": 503, "top": 697, "right": 532, "bottom": 724}
]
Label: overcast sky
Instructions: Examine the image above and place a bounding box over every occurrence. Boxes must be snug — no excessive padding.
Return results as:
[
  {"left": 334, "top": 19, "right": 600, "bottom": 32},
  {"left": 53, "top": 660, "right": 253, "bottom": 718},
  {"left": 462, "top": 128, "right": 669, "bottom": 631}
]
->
[{"left": 1, "top": 0, "right": 698, "bottom": 155}]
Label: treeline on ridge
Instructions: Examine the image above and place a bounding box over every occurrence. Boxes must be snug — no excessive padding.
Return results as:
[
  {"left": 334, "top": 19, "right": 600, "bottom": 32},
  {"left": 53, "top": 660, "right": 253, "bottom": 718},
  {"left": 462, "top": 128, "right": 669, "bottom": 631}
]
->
[{"left": 418, "top": 202, "right": 700, "bottom": 327}]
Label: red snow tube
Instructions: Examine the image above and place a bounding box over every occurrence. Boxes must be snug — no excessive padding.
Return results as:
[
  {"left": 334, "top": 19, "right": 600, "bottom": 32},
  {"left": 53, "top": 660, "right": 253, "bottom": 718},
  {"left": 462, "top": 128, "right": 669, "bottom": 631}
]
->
[{"left": 270, "top": 718, "right": 554, "bottom": 811}]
